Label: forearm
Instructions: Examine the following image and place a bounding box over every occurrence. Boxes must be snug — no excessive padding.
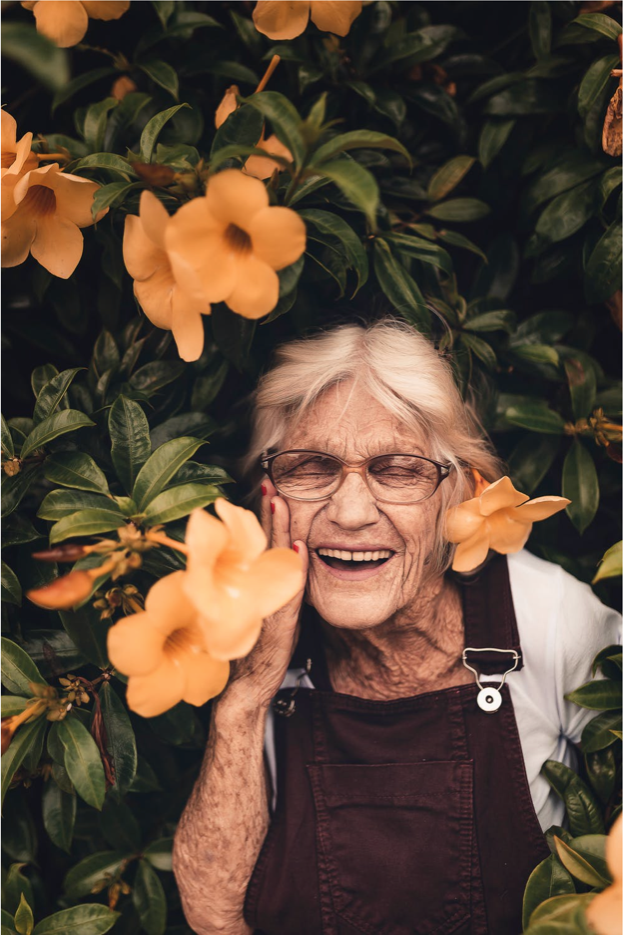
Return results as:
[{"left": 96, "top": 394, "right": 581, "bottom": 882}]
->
[{"left": 172, "top": 688, "right": 270, "bottom": 935}]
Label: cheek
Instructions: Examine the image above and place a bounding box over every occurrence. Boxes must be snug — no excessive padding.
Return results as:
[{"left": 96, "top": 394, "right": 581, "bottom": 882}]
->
[{"left": 288, "top": 503, "right": 318, "bottom": 539}]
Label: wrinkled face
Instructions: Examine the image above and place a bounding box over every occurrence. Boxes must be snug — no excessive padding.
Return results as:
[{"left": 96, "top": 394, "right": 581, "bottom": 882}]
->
[{"left": 280, "top": 379, "right": 449, "bottom": 629}]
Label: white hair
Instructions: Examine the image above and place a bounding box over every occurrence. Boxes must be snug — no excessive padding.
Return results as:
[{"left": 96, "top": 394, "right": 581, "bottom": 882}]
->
[{"left": 236, "top": 317, "right": 505, "bottom": 575}]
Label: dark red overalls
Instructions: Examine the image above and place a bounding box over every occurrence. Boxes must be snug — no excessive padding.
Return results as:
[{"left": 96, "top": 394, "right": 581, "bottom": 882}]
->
[{"left": 243, "top": 555, "right": 551, "bottom": 935}]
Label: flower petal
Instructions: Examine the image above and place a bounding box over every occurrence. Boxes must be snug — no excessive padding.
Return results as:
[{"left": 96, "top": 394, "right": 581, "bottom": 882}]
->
[
  {"left": 451, "top": 524, "right": 491, "bottom": 573},
  {"left": 247, "top": 205, "right": 306, "bottom": 271},
  {"left": 123, "top": 214, "right": 164, "bottom": 282},
  {"left": 197, "top": 605, "right": 264, "bottom": 661},
  {"left": 107, "top": 612, "right": 166, "bottom": 677},
  {"left": 7, "top": 133, "right": 36, "bottom": 178},
  {"left": 240, "top": 548, "right": 304, "bottom": 617},
  {"left": 243, "top": 135, "right": 292, "bottom": 181},
  {"left": 479, "top": 475, "right": 529, "bottom": 516},
  {"left": 126, "top": 656, "right": 185, "bottom": 718},
  {"left": 134, "top": 270, "right": 174, "bottom": 329},
  {"left": 310, "top": 0, "right": 362, "bottom": 35},
  {"left": 214, "top": 497, "right": 267, "bottom": 565},
  {"left": 205, "top": 169, "right": 269, "bottom": 229},
  {"left": 252, "top": 1, "right": 310, "bottom": 40},
  {"left": 487, "top": 510, "right": 532, "bottom": 554},
  {"left": 215, "top": 85, "right": 240, "bottom": 130},
  {"left": 1, "top": 209, "right": 36, "bottom": 268},
  {"left": 144, "top": 571, "right": 197, "bottom": 631},
  {"left": 165, "top": 197, "right": 236, "bottom": 302},
  {"left": 1, "top": 110, "right": 18, "bottom": 153},
  {"left": 181, "top": 651, "right": 230, "bottom": 707},
  {"left": 225, "top": 252, "right": 279, "bottom": 319},
  {"left": 170, "top": 287, "right": 208, "bottom": 362},
  {"left": 513, "top": 496, "right": 571, "bottom": 523},
  {"left": 444, "top": 499, "right": 484, "bottom": 543},
  {"left": 31, "top": 0, "right": 89, "bottom": 47},
  {"left": 31, "top": 215, "right": 83, "bottom": 279},
  {"left": 138, "top": 190, "right": 169, "bottom": 250},
  {"left": 48, "top": 171, "right": 105, "bottom": 227},
  {"left": 82, "top": 0, "right": 130, "bottom": 20}
]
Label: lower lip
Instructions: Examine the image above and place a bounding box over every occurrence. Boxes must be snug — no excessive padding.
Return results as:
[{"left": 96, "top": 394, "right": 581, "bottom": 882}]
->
[{"left": 314, "top": 552, "right": 396, "bottom": 580}]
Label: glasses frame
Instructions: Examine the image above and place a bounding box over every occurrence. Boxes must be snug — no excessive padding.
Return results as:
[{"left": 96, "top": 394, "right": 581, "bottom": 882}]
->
[{"left": 260, "top": 449, "right": 454, "bottom": 504}]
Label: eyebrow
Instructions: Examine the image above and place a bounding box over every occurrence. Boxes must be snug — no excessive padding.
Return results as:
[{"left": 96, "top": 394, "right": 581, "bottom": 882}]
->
[{"left": 294, "top": 444, "right": 426, "bottom": 459}]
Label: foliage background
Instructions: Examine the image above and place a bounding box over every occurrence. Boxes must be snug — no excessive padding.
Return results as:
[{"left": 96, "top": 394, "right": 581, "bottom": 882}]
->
[{"left": 1, "top": 2, "right": 622, "bottom": 934}]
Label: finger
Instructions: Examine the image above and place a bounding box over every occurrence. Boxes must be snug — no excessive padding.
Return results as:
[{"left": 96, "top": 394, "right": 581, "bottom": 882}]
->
[
  {"left": 259, "top": 475, "right": 276, "bottom": 540},
  {"left": 270, "top": 494, "right": 291, "bottom": 549}
]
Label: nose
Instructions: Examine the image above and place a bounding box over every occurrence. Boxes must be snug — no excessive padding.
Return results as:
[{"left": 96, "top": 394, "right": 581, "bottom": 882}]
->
[{"left": 324, "top": 471, "right": 380, "bottom": 528}]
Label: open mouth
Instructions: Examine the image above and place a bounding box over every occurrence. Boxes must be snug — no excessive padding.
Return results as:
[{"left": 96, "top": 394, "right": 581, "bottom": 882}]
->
[{"left": 316, "top": 548, "right": 394, "bottom": 572}]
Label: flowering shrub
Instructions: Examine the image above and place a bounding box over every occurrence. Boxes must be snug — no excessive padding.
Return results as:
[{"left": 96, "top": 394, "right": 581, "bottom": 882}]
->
[{"left": 1, "top": 1, "right": 621, "bottom": 932}]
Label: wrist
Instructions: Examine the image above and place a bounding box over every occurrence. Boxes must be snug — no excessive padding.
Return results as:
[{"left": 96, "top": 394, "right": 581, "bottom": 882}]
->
[{"left": 214, "top": 681, "right": 272, "bottom": 725}]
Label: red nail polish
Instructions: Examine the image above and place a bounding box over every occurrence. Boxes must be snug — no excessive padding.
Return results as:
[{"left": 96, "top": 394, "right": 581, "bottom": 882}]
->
[
  {"left": 293, "top": 543, "right": 300, "bottom": 553},
  {"left": 270, "top": 501, "right": 275, "bottom": 514},
  {"left": 261, "top": 484, "right": 267, "bottom": 496}
]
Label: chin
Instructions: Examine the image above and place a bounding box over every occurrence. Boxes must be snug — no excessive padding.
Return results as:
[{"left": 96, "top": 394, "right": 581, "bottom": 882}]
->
[{"left": 310, "top": 593, "right": 397, "bottom": 630}]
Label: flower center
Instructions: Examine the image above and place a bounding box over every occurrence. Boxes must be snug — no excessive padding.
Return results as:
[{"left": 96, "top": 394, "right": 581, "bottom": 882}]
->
[
  {"left": 224, "top": 223, "right": 252, "bottom": 254},
  {"left": 164, "top": 626, "right": 198, "bottom": 659},
  {"left": 22, "top": 185, "right": 56, "bottom": 217}
]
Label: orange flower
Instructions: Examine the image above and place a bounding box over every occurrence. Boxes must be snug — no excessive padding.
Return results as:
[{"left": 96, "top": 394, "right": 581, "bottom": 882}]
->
[
  {"left": 244, "top": 132, "right": 293, "bottom": 180},
  {"left": 445, "top": 476, "right": 570, "bottom": 573},
  {"left": 111, "top": 75, "right": 137, "bottom": 101},
  {"left": 1, "top": 162, "right": 106, "bottom": 277},
  {"left": 215, "top": 85, "right": 240, "bottom": 129},
  {"left": 253, "top": 1, "right": 362, "bottom": 40},
  {"left": 183, "top": 498, "right": 303, "bottom": 661},
  {"left": 107, "top": 571, "right": 230, "bottom": 718},
  {"left": 165, "top": 169, "right": 306, "bottom": 319},
  {"left": 585, "top": 814, "right": 622, "bottom": 935},
  {"left": 123, "top": 191, "right": 212, "bottom": 361},
  {"left": 21, "top": 0, "right": 130, "bottom": 48},
  {"left": 1, "top": 110, "right": 38, "bottom": 221},
  {"left": 27, "top": 569, "right": 95, "bottom": 610}
]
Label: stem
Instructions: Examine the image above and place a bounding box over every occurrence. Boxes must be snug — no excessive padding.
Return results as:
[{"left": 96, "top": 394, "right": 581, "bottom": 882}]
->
[
  {"left": 255, "top": 54, "right": 280, "bottom": 94},
  {"left": 145, "top": 530, "right": 189, "bottom": 555}
]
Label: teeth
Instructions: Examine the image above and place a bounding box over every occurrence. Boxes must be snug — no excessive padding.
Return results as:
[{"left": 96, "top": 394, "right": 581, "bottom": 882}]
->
[{"left": 317, "top": 548, "right": 393, "bottom": 561}]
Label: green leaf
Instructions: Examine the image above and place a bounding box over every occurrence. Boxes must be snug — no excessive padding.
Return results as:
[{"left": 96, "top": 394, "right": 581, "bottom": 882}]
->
[
  {"left": 299, "top": 209, "right": 369, "bottom": 293},
  {"left": 91, "top": 181, "right": 141, "bottom": 220},
  {"left": 464, "top": 309, "right": 516, "bottom": 333},
  {"left": 385, "top": 233, "right": 454, "bottom": 278},
  {"left": 108, "top": 396, "right": 151, "bottom": 495},
  {"left": 593, "top": 541, "right": 622, "bottom": 583},
  {"left": 128, "top": 755, "right": 162, "bottom": 793},
  {"left": 52, "top": 66, "right": 117, "bottom": 113},
  {"left": 507, "top": 434, "right": 561, "bottom": 495},
  {"left": 2, "top": 515, "right": 41, "bottom": 548},
  {"left": 210, "top": 103, "right": 264, "bottom": 156},
  {"left": 38, "top": 489, "right": 112, "bottom": 521},
  {"left": 56, "top": 718, "right": 106, "bottom": 810},
  {"left": 582, "top": 711, "right": 622, "bottom": 753},
  {"left": 97, "top": 682, "right": 137, "bottom": 796},
  {"left": 566, "top": 680, "right": 621, "bottom": 711},
  {"left": 20, "top": 411, "right": 94, "bottom": 460},
  {"left": 484, "top": 80, "right": 564, "bottom": 115},
  {"left": 505, "top": 402, "right": 566, "bottom": 434},
  {"left": 1, "top": 23, "right": 69, "bottom": 91},
  {"left": 140, "top": 104, "right": 190, "bottom": 163},
  {"left": 244, "top": 91, "right": 305, "bottom": 168},
  {"left": 41, "top": 781, "right": 76, "bottom": 854},
  {"left": 1, "top": 465, "right": 40, "bottom": 518},
  {"left": 311, "top": 130, "right": 411, "bottom": 167},
  {"left": 132, "top": 860, "right": 167, "bottom": 935},
  {"left": 529, "top": 893, "right": 595, "bottom": 927},
  {"left": 373, "top": 239, "right": 431, "bottom": 332},
  {"left": 437, "top": 229, "right": 487, "bottom": 262},
  {"left": 524, "top": 151, "right": 605, "bottom": 213},
  {"left": 564, "top": 358, "right": 597, "bottom": 421},
  {"left": 1, "top": 562, "right": 22, "bottom": 607},
  {"left": 426, "top": 199, "right": 490, "bottom": 222},
  {"left": 143, "top": 838, "right": 173, "bottom": 871},
  {"left": 542, "top": 761, "right": 605, "bottom": 836},
  {"left": 32, "top": 904, "right": 119, "bottom": 935},
  {"left": 63, "top": 852, "right": 127, "bottom": 899},
  {"left": 49, "top": 508, "right": 125, "bottom": 545},
  {"left": 143, "top": 483, "right": 220, "bottom": 525},
  {"left": 59, "top": 603, "right": 110, "bottom": 669},
  {"left": 562, "top": 439, "right": 599, "bottom": 535},
  {"left": 83, "top": 98, "right": 119, "bottom": 153},
  {"left": 132, "top": 437, "right": 207, "bottom": 511},
  {"left": 130, "top": 360, "right": 185, "bottom": 395},
  {"left": 150, "top": 414, "right": 217, "bottom": 449},
  {"left": 315, "top": 159, "right": 379, "bottom": 228},
  {"left": 554, "top": 836, "right": 609, "bottom": 887},
  {"left": 1, "top": 638, "right": 46, "bottom": 695},
  {"left": 369, "top": 25, "right": 463, "bottom": 72},
  {"left": 2, "top": 864, "right": 34, "bottom": 919},
  {"left": 578, "top": 54, "right": 620, "bottom": 120},
  {"left": 478, "top": 119, "right": 516, "bottom": 169},
  {"left": 33, "top": 368, "right": 83, "bottom": 424},
  {"left": 1, "top": 716, "right": 47, "bottom": 812},
  {"left": 14, "top": 893, "right": 33, "bottom": 935},
  {"left": 2, "top": 414, "right": 15, "bottom": 459},
  {"left": 534, "top": 179, "right": 599, "bottom": 246},
  {"left": 427, "top": 156, "right": 476, "bottom": 202},
  {"left": 530, "top": 1, "right": 552, "bottom": 59},
  {"left": 167, "top": 462, "right": 233, "bottom": 489},
  {"left": 460, "top": 333, "right": 498, "bottom": 372},
  {"left": 584, "top": 221, "right": 622, "bottom": 304},
  {"left": 572, "top": 13, "right": 622, "bottom": 41},
  {"left": 44, "top": 452, "right": 110, "bottom": 495},
  {"left": 1, "top": 697, "right": 29, "bottom": 718},
  {"left": 137, "top": 60, "right": 179, "bottom": 100},
  {"left": 73, "top": 153, "right": 138, "bottom": 180}
]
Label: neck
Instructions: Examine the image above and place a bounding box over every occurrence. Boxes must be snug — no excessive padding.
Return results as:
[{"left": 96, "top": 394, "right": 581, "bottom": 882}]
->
[{"left": 319, "top": 572, "right": 469, "bottom": 700}]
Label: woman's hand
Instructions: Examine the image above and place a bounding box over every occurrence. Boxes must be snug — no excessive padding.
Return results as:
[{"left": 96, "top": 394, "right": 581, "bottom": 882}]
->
[{"left": 224, "top": 477, "right": 309, "bottom": 712}]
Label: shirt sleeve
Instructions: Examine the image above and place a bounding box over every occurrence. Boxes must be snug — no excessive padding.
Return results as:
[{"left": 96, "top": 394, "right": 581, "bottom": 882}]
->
[{"left": 554, "top": 565, "right": 622, "bottom": 744}]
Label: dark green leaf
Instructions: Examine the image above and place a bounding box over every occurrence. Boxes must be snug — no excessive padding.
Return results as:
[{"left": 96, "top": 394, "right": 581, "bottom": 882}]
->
[
  {"left": 189, "top": 359, "right": 229, "bottom": 410},
  {"left": 534, "top": 179, "right": 599, "bottom": 246},
  {"left": 385, "top": 233, "right": 453, "bottom": 278},
  {"left": 505, "top": 403, "right": 566, "bottom": 434},
  {"left": 32, "top": 904, "right": 119, "bottom": 935},
  {"left": 507, "top": 434, "right": 561, "bottom": 495},
  {"left": 73, "top": 153, "right": 137, "bottom": 180},
  {"left": 460, "top": 332, "right": 498, "bottom": 371},
  {"left": 51, "top": 66, "right": 116, "bottom": 112},
  {"left": 41, "top": 781, "right": 76, "bottom": 854},
  {"left": 244, "top": 91, "right": 305, "bottom": 168},
  {"left": 63, "top": 852, "right": 127, "bottom": 899},
  {"left": 584, "top": 221, "right": 622, "bottom": 304},
  {"left": 1, "top": 638, "right": 46, "bottom": 695},
  {"left": 14, "top": 893, "right": 33, "bottom": 935},
  {"left": 132, "top": 860, "right": 166, "bottom": 935},
  {"left": 542, "top": 760, "right": 605, "bottom": 836},
  {"left": 562, "top": 439, "right": 599, "bottom": 534},
  {"left": 554, "top": 835, "right": 609, "bottom": 887},
  {"left": 210, "top": 104, "right": 264, "bottom": 156},
  {"left": 1, "top": 24, "right": 69, "bottom": 91},
  {"left": 97, "top": 682, "right": 137, "bottom": 796},
  {"left": 572, "top": 13, "right": 622, "bottom": 41},
  {"left": 566, "top": 680, "right": 621, "bottom": 711},
  {"left": 479, "top": 119, "right": 515, "bottom": 169},
  {"left": 97, "top": 797, "right": 141, "bottom": 852},
  {"left": 529, "top": 1, "right": 552, "bottom": 59},
  {"left": 373, "top": 239, "right": 431, "bottom": 332},
  {"left": 437, "top": 229, "right": 487, "bottom": 261},
  {"left": 464, "top": 309, "right": 516, "bottom": 333},
  {"left": 370, "top": 25, "right": 463, "bottom": 71},
  {"left": 138, "top": 60, "right": 179, "bottom": 100},
  {"left": 143, "top": 838, "right": 173, "bottom": 871},
  {"left": 130, "top": 361, "right": 185, "bottom": 395},
  {"left": 20, "top": 411, "right": 94, "bottom": 460},
  {"left": 49, "top": 509, "right": 126, "bottom": 545},
  {"left": 133, "top": 437, "right": 207, "bottom": 510},
  {"left": 44, "top": 452, "right": 110, "bottom": 495},
  {"left": 83, "top": 98, "right": 119, "bottom": 153},
  {"left": 299, "top": 209, "right": 369, "bottom": 292},
  {"left": 1, "top": 414, "right": 14, "bottom": 460},
  {"left": 150, "top": 414, "right": 217, "bottom": 449},
  {"left": 2, "top": 562, "right": 21, "bottom": 606},
  {"left": 1, "top": 717, "right": 47, "bottom": 811},
  {"left": 167, "top": 462, "right": 233, "bottom": 489},
  {"left": 140, "top": 104, "right": 190, "bottom": 163},
  {"left": 59, "top": 603, "right": 110, "bottom": 669},
  {"left": 109, "top": 396, "right": 151, "bottom": 494},
  {"left": 427, "top": 156, "right": 476, "bottom": 201},
  {"left": 578, "top": 54, "right": 620, "bottom": 120},
  {"left": 143, "top": 483, "right": 220, "bottom": 525},
  {"left": 1, "top": 466, "right": 40, "bottom": 518},
  {"left": 33, "top": 368, "right": 83, "bottom": 424},
  {"left": 426, "top": 199, "right": 490, "bottom": 222},
  {"left": 311, "top": 130, "right": 411, "bottom": 167},
  {"left": 56, "top": 718, "right": 106, "bottom": 810},
  {"left": 38, "top": 489, "right": 112, "bottom": 521},
  {"left": 484, "top": 80, "right": 565, "bottom": 115},
  {"left": 524, "top": 151, "right": 605, "bottom": 213},
  {"left": 315, "top": 158, "right": 379, "bottom": 228},
  {"left": 564, "top": 358, "right": 597, "bottom": 421}
]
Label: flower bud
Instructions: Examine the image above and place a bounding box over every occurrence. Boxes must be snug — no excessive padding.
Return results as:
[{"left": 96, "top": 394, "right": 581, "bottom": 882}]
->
[
  {"left": 26, "top": 570, "right": 93, "bottom": 610},
  {"left": 32, "top": 544, "right": 89, "bottom": 562},
  {"left": 3, "top": 459, "right": 21, "bottom": 477},
  {"left": 131, "top": 163, "right": 176, "bottom": 187},
  {"left": 112, "top": 75, "right": 137, "bottom": 100},
  {"left": 214, "top": 85, "right": 240, "bottom": 129}
]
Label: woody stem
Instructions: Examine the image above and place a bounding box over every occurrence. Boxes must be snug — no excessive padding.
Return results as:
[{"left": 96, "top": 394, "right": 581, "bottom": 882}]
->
[{"left": 255, "top": 54, "right": 280, "bottom": 94}]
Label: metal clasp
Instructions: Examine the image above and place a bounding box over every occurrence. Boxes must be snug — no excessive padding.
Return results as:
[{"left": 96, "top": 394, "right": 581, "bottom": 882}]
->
[
  {"left": 273, "top": 658, "right": 312, "bottom": 717},
  {"left": 461, "top": 647, "right": 520, "bottom": 713}
]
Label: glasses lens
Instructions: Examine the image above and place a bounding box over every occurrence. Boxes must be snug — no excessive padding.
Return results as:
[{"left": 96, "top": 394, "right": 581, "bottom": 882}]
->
[
  {"left": 272, "top": 452, "right": 341, "bottom": 499},
  {"left": 367, "top": 455, "right": 439, "bottom": 502}
]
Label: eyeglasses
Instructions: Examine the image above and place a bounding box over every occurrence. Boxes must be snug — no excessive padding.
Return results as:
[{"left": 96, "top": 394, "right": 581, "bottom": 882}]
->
[{"left": 260, "top": 449, "right": 453, "bottom": 504}]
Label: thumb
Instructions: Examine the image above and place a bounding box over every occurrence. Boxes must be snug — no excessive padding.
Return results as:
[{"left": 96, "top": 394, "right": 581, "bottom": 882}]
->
[{"left": 292, "top": 540, "right": 309, "bottom": 590}]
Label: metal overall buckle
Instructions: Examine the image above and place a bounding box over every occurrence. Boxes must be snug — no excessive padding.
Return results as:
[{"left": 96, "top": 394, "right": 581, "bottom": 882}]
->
[
  {"left": 461, "top": 647, "right": 520, "bottom": 713},
  {"left": 273, "top": 658, "right": 312, "bottom": 717}
]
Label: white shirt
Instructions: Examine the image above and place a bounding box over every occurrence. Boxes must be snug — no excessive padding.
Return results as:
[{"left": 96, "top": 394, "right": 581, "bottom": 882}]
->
[{"left": 264, "top": 549, "right": 622, "bottom": 831}]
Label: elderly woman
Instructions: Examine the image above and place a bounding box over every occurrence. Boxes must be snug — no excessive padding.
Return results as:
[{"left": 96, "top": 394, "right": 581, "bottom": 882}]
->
[{"left": 172, "top": 319, "right": 621, "bottom": 935}]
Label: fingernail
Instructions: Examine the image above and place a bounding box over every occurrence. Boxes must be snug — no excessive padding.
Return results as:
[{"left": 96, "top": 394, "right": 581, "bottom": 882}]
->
[
  {"left": 270, "top": 501, "right": 275, "bottom": 515},
  {"left": 261, "top": 484, "right": 267, "bottom": 496},
  {"left": 293, "top": 543, "right": 300, "bottom": 553}
]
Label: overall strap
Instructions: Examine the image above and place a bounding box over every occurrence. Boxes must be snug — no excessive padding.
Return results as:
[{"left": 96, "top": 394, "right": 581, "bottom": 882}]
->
[{"left": 456, "top": 553, "right": 524, "bottom": 675}]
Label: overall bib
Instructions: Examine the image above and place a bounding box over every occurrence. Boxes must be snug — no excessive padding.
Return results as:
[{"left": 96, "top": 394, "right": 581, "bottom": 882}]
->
[{"left": 244, "top": 554, "right": 550, "bottom": 935}]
